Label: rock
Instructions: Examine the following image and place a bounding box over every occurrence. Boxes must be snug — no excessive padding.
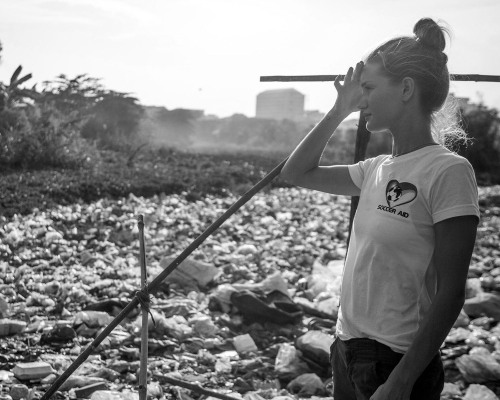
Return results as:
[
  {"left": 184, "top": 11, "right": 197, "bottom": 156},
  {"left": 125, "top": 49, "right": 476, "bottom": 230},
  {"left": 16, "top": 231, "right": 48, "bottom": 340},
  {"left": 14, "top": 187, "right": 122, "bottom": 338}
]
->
[
  {"left": 0, "top": 295, "right": 9, "bottom": 318},
  {"left": 12, "top": 362, "right": 55, "bottom": 380},
  {"left": 455, "top": 352, "right": 500, "bottom": 383},
  {"left": 45, "top": 231, "right": 63, "bottom": 244},
  {"left": 39, "top": 324, "right": 77, "bottom": 345},
  {"left": 0, "top": 319, "right": 26, "bottom": 336},
  {"left": 90, "top": 391, "right": 139, "bottom": 400},
  {"left": 440, "top": 382, "right": 462, "bottom": 398},
  {"left": 463, "top": 384, "right": 498, "bottom": 400},
  {"left": 214, "top": 357, "right": 232, "bottom": 374},
  {"left": 446, "top": 327, "right": 473, "bottom": 344},
  {"left": 160, "top": 256, "right": 219, "bottom": 291},
  {"left": 233, "top": 334, "right": 258, "bottom": 354},
  {"left": 235, "top": 244, "right": 258, "bottom": 255},
  {"left": 74, "top": 311, "right": 114, "bottom": 328},
  {"left": 470, "top": 316, "right": 495, "bottom": 330},
  {"left": 274, "top": 343, "right": 311, "bottom": 381},
  {"left": 296, "top": 330, "right": 334, "bottom": 368},
  {"left": 464, "top": 292, "right": 500, "bottom": 321},
  {"left": 74, "top": 382, "right": 109, "bottom": 399},
  {"left": 453, "top": 309, "right": 471, "bottom": 328},
  {"left": 0, "top": 370, "right": 13, "bottom": 383},
  {"left": 146, "top": 381, "right": 163, "bottom": 400},
  {"left": 286, "top": 373, "right": 327, "bottom": 396},
  {"left": 9, "top": 384, "right": 29, "bottom": 400},
  {"left": 191, "top": 315, "right": 217, "bottom": 337},
  {"left": 243, "top": 393, "right": 266, "bottom": 400},
  {"left": 44, "top": 281, "right": 61, "bottom": 296}
]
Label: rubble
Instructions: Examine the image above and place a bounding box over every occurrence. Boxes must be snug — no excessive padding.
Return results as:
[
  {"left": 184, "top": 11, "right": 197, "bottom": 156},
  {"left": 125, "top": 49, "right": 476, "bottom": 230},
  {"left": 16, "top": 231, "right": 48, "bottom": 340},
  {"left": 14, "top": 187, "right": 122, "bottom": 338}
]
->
[{"left": 0, "top": 186, "right": 499, "bottom": 399}]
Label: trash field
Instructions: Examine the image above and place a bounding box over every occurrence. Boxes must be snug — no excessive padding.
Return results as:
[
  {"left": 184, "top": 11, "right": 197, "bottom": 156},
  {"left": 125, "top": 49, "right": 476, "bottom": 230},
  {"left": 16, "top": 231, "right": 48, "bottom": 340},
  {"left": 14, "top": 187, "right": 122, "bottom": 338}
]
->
[{"left": 1, "top": 186, "right": 500, "bottom": 400}]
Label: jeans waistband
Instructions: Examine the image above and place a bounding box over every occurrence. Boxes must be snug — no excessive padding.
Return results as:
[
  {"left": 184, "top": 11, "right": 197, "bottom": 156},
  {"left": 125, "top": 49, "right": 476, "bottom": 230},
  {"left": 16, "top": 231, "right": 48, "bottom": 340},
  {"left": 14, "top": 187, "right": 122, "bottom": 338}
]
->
[{"left": 340, "top": 337, "right": 403, "bottom": 364}]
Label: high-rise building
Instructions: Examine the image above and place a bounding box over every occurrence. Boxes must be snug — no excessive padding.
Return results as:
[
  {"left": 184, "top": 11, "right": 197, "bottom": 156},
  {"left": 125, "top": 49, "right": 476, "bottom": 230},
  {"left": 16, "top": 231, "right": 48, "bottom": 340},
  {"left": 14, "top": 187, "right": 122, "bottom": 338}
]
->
[{"left": 256, "top": 88, "right": 305, "bottom": 121}]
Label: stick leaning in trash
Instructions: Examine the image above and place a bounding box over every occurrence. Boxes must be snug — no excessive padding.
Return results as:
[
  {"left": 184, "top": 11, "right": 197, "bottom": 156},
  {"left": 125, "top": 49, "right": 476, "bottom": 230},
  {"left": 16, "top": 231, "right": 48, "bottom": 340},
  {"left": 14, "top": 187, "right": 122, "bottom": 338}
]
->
[{"left": 40, "top": 157, "right": 289, "bottom": 400}]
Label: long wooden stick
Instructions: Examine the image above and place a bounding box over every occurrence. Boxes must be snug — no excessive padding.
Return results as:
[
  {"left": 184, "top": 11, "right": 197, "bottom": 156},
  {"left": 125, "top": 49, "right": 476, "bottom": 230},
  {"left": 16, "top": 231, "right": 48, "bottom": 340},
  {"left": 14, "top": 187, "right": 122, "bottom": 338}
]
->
[
  {"left": 347, "top": 113, "right": 371, "bottom": 248},
  {"left": 260, "top": 74, "right": 500, "bottom": 82},
  {"left": 40, "top": 157, "right": 289, "bottom": 400},
  {"left": 138, "top": 215, "right": 148, "bottom": 400},
  {"left": 153, "top": 373, "right": 240, "bottom": 400}
]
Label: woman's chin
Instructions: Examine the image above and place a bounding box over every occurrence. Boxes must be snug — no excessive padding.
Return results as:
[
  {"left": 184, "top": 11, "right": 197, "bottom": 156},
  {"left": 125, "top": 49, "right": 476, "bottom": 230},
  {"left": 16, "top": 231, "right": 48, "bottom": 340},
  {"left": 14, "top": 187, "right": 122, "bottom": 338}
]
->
[{"left": 366, "top": 120, "right": 387, "bottom": 133}]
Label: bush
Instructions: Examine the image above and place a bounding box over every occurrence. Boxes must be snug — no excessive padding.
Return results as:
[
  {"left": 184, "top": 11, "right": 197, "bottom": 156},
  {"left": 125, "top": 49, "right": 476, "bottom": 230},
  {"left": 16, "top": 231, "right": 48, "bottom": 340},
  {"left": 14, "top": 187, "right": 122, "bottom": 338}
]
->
[{"left": 0, "top": 103, "right": 99, "bottom": 169}]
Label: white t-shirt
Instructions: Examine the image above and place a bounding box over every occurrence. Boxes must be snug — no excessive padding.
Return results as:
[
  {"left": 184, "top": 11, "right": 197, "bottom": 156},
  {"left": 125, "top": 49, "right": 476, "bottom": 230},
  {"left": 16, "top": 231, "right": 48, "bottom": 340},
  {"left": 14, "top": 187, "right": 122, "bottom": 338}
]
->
[{"left": 335, "top": 145, "right": 480, "bottom": 353}]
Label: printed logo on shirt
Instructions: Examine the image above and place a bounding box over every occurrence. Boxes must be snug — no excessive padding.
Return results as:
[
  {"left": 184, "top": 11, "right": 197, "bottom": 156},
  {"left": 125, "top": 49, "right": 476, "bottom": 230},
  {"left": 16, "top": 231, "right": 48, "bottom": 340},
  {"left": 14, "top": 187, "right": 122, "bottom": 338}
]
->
[{"left": 376, "top": 180, "right": 418, "bottom": 219}]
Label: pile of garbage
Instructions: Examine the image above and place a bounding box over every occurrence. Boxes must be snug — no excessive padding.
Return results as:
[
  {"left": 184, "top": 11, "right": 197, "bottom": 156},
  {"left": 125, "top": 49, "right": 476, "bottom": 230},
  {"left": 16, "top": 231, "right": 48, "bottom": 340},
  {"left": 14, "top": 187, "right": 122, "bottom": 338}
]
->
[{"left": 0, "top": 186, "right": 499, "bottom": 400}]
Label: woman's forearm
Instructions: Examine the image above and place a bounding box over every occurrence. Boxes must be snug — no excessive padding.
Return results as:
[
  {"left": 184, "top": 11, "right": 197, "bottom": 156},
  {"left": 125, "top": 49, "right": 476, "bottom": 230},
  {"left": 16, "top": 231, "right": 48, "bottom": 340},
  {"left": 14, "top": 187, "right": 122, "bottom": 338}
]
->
[
  {"left": 281, "top": 106, "right": 349, "bottom": 180},
  {"left": 391, "top": 289, "right": 465, "bottom": 386}
]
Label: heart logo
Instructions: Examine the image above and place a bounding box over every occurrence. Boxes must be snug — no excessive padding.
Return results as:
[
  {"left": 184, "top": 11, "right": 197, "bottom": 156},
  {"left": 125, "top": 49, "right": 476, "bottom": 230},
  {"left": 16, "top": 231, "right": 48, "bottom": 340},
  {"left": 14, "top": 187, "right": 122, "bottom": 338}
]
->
[{"left": 386, "top": 180, "right": 418, "bottom": 207}]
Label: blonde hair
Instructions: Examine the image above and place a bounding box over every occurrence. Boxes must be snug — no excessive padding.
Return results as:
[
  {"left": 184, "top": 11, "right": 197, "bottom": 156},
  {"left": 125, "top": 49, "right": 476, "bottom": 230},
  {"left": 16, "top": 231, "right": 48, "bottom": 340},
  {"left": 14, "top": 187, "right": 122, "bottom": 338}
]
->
[
  {"left": 431, "top": 94, "right": 469, "bottom": 150},
  {"left": 366, "top": 18, "right": 468, "bottom": 150}
]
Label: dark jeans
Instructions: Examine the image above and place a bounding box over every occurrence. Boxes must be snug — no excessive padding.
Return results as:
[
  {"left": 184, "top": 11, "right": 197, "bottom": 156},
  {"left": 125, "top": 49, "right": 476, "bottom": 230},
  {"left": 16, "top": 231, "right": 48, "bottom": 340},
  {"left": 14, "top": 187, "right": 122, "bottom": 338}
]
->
[{"left": 330, "top": 337, "right": 444, "bottom": 400}]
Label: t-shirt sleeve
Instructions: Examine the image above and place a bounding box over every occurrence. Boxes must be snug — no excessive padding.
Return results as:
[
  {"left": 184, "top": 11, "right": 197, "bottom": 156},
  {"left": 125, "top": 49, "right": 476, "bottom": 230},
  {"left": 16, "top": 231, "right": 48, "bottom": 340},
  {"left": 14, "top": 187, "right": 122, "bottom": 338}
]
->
[
  {"left": 347, "top": 157, "right": 377, "bottom": 189},
  {"left": 430, "top": 161, "right": 480, "bottom": 224}
]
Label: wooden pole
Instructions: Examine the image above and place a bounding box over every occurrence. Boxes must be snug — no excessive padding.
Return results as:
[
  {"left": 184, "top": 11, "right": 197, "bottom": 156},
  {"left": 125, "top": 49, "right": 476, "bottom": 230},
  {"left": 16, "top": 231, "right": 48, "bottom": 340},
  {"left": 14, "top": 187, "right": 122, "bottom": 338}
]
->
[
  {"left": 260, "top": 74, "right": 500, "bottom": 82},
  {"left": 138, "top": 215, "right": 148, "bottom": 400},
  {"left": 347, "top": 113, "right": 371, "bottom": 248},
  {"left": 153, "top": 373, "right": 240, "bottom": 400}
]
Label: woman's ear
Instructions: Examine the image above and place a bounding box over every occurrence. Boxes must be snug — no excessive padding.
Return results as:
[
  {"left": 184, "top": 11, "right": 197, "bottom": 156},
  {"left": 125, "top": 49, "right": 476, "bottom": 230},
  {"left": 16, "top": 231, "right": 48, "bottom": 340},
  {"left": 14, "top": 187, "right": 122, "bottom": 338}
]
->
[{"left": 401, "top": 77, "right": 416, "bottom": 102}]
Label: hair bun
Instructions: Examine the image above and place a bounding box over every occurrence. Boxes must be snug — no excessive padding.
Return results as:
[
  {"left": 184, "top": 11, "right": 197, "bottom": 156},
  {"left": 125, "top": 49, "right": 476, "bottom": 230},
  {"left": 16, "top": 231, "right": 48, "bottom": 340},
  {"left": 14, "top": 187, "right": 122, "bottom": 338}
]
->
[{"left": 413, "top": 18, "right": 447, "bottom": 52}]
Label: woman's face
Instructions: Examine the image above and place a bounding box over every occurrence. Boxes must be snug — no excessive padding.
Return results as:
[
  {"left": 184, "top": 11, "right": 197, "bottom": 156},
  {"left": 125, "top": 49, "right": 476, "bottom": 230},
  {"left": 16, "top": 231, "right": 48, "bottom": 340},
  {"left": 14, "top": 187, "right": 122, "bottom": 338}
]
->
[{"left": 358, "top": 61, "right": 404, "bottom": 133}]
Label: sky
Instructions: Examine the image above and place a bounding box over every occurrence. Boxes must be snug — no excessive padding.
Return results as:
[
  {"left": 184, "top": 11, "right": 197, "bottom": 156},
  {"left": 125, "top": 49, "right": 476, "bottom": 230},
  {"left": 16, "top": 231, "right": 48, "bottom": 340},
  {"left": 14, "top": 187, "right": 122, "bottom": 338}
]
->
[{"left": 1, "top": 0, "right": 499, "bottom": 118}]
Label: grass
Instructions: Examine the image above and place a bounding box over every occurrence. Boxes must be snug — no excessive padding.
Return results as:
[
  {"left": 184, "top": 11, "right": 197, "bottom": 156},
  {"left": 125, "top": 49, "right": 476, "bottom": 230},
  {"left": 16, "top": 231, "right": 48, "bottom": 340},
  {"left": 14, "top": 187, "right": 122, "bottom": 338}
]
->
[{"left": 0, "top": 149, "right": 292, "bottom": 218}]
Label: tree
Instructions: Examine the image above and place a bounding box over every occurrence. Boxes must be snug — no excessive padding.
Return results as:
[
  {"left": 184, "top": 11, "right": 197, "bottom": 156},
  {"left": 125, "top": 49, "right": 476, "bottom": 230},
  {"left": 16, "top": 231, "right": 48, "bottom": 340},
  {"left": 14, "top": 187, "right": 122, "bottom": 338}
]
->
[
  {"left": 81, "top": 91, "right": 144, "bottom": 148},
  {"left": 459, "top": 103, "right": 500, "bottom": 177},
  {"left": 41, "top": 74, "right": 144, "bottom": 150},
  {"left": 40, "top": 74, "right": 102, "bottom": 119}
]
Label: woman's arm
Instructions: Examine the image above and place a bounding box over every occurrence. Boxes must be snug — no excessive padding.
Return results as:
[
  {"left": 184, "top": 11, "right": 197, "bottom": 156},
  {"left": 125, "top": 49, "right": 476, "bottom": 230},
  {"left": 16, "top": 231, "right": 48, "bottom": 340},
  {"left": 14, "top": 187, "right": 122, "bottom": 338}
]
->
[
  {"left": 370, "top": 215, "right": 478, "bottom": 400},
  {"left": 280, "top": 62, "right": 364, "bottom": 196}
]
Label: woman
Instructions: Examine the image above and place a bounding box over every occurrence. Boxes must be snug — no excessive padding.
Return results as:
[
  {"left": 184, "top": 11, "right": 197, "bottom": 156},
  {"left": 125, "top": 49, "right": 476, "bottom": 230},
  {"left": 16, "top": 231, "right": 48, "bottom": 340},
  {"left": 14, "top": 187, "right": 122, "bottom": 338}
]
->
[{"left": 281, "top": 18, "right": 479, "bottom": 400}]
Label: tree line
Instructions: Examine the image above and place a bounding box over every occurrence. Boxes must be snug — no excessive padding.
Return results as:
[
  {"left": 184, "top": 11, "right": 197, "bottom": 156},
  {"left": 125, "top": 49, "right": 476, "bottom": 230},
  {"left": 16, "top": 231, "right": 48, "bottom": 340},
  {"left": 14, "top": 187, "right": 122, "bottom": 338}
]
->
[{"left": 1, "top": 39, "right": 499, "bottom": 183}]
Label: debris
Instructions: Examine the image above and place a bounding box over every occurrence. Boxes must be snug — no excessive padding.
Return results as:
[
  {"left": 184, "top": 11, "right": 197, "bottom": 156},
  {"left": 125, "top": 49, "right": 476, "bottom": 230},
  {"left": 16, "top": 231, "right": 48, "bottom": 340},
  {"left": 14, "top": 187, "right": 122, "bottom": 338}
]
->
[
  {"left": 9, "top": 384, "right": 29, "bottom": 400},
  {"left": 74, "top": 382, "right": 109, "bottom": 399},
  {"left": 0, "top": 319, "right": 26, "bottom": 336},
  {"left": 463, "top": 292, "right": 500, "bottom": 321},
  {"left": 286, "top": 373, "right": 327, "bottom": 397},
  {"left": 274, "top": 343, "right": 311, "bottom": 381},
  {"left": 0, "top": 186, "right": 499, "bottom": 398},
  {"left": 233, "top": 334, "right": 258, "bottom": 354},
  {"left": 160, "top": 256, "right": 219, "bottom": 291},
  {"left": 12, "top": 362, "right": 55, "bottom": 381},
  {"left": 455, "top": 352, "right": 500, "bottom": 383},
  {"left": 463, "top": 383, "right": 499, "bottom": 400}
]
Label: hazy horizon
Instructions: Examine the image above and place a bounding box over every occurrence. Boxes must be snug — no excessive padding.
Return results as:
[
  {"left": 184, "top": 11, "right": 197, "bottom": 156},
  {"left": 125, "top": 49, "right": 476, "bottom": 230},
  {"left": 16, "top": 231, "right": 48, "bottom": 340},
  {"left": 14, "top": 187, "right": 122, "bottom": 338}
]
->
[{"left": 1, "top": 0, "right": 499, "bottom": 118}]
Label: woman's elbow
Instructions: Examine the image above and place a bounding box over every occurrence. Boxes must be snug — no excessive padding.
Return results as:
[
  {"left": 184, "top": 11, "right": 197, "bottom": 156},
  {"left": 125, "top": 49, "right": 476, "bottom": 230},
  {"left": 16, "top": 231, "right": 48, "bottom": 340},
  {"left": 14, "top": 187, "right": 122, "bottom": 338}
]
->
[{"left": 280, "top": 166, "right": 302, "bottom": 186}]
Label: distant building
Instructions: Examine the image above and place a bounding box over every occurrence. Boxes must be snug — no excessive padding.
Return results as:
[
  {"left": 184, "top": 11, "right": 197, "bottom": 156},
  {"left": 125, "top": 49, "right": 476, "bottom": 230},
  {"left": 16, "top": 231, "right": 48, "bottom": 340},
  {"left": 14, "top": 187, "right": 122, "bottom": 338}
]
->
[{"left": 256, "top": 88, "right": 305, "bottom": 121}]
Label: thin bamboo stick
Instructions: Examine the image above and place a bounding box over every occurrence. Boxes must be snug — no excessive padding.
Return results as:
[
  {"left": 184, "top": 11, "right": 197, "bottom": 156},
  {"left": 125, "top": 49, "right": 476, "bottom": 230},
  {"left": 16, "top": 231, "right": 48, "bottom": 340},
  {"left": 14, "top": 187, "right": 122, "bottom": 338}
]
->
[
  {"left": 260, "top": 74, "right": 500, "bottom": 82},
  {"left": 40, "top": 157, "right": 289, "bottom": 400},
  {"left": 138, "top": 215, "right": 148, "bottom": 400},
  {"left": 347, "top": 112, "right": 371, "bottom": 249},
  {"left": 153, "top": 373, "right": 240, "bottom": 400}
]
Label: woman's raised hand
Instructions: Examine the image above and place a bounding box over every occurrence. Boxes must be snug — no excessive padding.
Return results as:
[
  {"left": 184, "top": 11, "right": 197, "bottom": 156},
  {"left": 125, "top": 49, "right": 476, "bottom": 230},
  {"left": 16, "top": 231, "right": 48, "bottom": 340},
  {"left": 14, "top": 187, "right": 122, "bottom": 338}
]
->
[{"left": 333, "top": 61, "right": 364, "bottom": 117}]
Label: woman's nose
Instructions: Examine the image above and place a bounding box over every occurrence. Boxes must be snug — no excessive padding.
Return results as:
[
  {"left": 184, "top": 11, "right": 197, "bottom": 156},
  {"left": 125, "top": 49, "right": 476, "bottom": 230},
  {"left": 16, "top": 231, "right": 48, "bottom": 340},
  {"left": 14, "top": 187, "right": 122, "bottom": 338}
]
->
[{"left": 357, "top": 97, "right": 367, "bottom": 111}]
